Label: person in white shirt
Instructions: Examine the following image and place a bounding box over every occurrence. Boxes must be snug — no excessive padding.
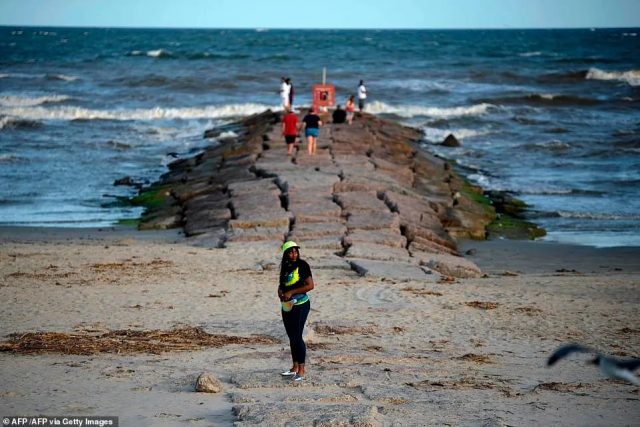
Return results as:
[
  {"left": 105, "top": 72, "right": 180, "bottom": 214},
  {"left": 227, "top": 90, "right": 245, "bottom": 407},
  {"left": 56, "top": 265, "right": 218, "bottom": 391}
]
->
[
  {"left": 357, "top": 80, "right": 367, "bottom": 112},
  {"left": 280, "top": 76, "right": 291, "bottom": 110}
]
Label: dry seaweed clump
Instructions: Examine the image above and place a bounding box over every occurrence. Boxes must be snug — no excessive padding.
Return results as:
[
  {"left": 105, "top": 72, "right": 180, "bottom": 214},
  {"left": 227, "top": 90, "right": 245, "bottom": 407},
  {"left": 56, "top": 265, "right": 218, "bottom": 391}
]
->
[
  {"left": 465, "top": 301, "right": 499, "bottom": 310},
  {"left": 0, "top": 326, "right": 278, "bottom": 355},
  {"left": 314, "top": 324, "right": 377, "bottom": 336},
  {"left": 457, "top": 353, "right": 492, "bottom": 364}
]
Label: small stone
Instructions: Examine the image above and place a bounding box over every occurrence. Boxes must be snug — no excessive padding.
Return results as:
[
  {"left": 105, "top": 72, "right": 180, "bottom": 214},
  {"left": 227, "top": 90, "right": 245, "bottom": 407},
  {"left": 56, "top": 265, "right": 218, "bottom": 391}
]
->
[{"left": 195, "top": 373, "right": 223, "bottom": 393}]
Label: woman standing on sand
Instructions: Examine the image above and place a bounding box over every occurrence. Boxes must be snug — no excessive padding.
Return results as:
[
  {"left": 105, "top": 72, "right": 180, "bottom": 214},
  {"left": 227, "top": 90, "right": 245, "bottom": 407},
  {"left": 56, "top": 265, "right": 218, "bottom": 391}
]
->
[
  {"left": 301, "top": 107, "right": 322, "bottom": 155},
  {"left": 278, "top": 241, "right": 314, "bottom": 382}
]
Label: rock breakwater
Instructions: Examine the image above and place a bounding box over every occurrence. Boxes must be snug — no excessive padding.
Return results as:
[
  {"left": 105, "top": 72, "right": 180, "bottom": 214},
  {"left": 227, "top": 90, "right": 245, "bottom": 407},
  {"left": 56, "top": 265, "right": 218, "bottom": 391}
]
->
[{"left": 136, "top": 110, "right": 494, "bottom": 278}]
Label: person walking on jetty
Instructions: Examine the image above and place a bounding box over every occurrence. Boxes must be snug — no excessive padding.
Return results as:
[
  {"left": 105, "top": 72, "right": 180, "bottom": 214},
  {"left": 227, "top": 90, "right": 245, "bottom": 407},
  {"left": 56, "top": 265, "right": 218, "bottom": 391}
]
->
[
  {"left": 280, "top": 76, "right": 291, "bottom": 110},
  {"left": 357, "top": 80, "right": 367, "bottom": 112},
  {"left": 345, "top": 95, "right": 356, "bottom": 124},
  {"left": 282, "top": 108, "right": 299, "bottom": 156},
  {"left": 301, "top": 107, "right": 322, "bottom": 155},
  {"left": 278, "top": 241, "right": 315, "bottom": 382}
]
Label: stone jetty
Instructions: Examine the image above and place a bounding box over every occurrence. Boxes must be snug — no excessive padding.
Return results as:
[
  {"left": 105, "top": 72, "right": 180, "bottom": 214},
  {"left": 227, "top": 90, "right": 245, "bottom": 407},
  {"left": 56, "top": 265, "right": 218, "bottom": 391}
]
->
[{"left": 136, "top": 110, "right": 495, "bottom": 279}]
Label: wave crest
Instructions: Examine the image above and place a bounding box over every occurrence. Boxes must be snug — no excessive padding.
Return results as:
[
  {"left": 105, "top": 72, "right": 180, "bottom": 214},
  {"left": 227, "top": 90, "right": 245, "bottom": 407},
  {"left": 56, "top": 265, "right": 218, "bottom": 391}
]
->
[
  {"left": 128, "top": 49, "right": 174, "bottom": 58},
  {"left": 586, "top": 67, "right": 640, "bottom": 86},
  {"left": 0, "top": 116, "right": 42, "bottom": 130},
  {"left": 367, "top": 101, "right": 493, "bottom": 118},
  {"left": 0, "top": 103, "right": 277, "bottom": 122},
  {"left": 0, "top": 95, "right": 71, "bottom": 107}
]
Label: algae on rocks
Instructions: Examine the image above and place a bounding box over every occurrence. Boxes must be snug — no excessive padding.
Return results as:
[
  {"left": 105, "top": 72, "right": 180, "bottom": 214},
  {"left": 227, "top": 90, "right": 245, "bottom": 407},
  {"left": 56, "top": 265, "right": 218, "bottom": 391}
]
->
[{"left": 484, "top": 190, "right": 546, "bottom": 240}]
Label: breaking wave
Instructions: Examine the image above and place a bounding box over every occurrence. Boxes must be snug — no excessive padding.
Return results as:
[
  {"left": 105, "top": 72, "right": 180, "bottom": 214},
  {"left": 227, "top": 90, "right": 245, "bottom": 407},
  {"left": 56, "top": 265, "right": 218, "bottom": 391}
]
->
[
  {"left": 127, "top": 49, "right": 174, "bottom": 58},
  {"left": 542, "top": 211, "right": 640, "bottom": 221},
  {"left": 367, "top": 101, "right": 493, "bottom": 118},
  {"left": 479, "top": 93, "right": 600, "bottom": 106},
  {"left": 519, "top": 51, "right": 543, "bottom": 57},
  {"left": 0, "top": 73, "right": 78, "bottom": 81},
  {"left": 0, "top": 103, "right": 277, "bottom": 122},
  {"left": 0, "top": 95, "right": 72, "bottom": 107},
  {"left": 586, "top": 68, "right": 640, "bottom": 86},
  {"left": 0, "top": 116, "right": 42, "bottom": 130}
]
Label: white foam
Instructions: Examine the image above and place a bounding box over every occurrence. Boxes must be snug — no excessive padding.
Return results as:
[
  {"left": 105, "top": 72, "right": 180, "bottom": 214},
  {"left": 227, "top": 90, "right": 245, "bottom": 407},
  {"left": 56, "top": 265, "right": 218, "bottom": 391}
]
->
[
  {"left": 586, "top": 67, "right": 640, "bottom": 87},
  {"left": 50, "top": 74, "right": 78, "bottom": 81},
  {"left": 0, "top": 73, "right": 42, "bottom": 79},
  {"left": 129, "top": 49, "right": 172, "bottom": 57},
  {"left": 0, "top": 103, "right": 277, "bottom": 122},
  {"left": 218, "top": 131, "right": 238, "bottom": 139},
  {"left": 0, "top": 154, "right": 20, "bottom": 162},
  {"left": 467, "top": 173, "right": 491, "bottom": 188},
  {"left": 556, "top": 210, "right": 640, "bottom": 220},
  {"left": 519, "top": 51, "right": 543, "bottom": 57},
  {"left": 0, "top": 95, "right": 71, "bottom": 107},
  {"left": 0, "top": 73, "right": 78, "bottom": 81},
  {"left": 543, "top": 231, "right": 640, "bottom": 248},
  {"left": 538, "top": 93, "right": 557, "bottom": 100},
  {"left": 147, "top": 49, "right": 171, "bottom": 57},
  {"left": 367, "top": 100, "right": 493, "bottom": 118},
  {"left": 385, "top": 79, "right": 451, "bottom": 92}
]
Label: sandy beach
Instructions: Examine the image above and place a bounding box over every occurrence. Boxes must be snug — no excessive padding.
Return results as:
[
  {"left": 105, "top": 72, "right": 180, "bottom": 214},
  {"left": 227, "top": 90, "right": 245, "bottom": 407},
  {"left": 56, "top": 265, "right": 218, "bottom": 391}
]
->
[{"left": 1, "top": 224, "right": 639, "bottom": 426}]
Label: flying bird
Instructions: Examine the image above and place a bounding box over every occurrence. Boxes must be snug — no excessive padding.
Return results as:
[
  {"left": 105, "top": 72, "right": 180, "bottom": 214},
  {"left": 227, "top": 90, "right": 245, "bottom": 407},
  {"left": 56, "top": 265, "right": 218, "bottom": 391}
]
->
[{"left": 547, "top": 344, "right": 640, "bottom": 386}]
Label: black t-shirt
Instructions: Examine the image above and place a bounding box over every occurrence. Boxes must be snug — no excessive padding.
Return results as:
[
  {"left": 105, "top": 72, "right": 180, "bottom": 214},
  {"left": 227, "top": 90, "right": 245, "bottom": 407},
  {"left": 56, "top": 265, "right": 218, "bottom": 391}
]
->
[
  {"left": 332, "top": 109, "right": 346, "bottom": 123},
  {"left": 279, "top": 259, "right": 312, "bottom": 292},
  {"left": 303, "top": 114, "right": 321, "bottom": 129}
]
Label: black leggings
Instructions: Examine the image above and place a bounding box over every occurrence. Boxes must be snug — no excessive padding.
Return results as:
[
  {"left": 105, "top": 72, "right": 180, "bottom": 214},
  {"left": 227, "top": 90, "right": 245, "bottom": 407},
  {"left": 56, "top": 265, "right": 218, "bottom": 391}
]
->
[{"left": 281, "top": 301, "right": 310, "bottom": 364}]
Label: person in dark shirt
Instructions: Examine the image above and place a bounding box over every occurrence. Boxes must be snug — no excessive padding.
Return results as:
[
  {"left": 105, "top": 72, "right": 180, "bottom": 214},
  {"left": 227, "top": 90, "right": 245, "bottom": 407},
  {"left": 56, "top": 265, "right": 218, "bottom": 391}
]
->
[
  {"left": 332, "top": 105, "right": 347, "bottom": 124},
  {"left": 278, "top": 241, "right": 315, "bottom": 382},
  {"left": 301, "top": 107, "right": 323, "bottom": 155}
]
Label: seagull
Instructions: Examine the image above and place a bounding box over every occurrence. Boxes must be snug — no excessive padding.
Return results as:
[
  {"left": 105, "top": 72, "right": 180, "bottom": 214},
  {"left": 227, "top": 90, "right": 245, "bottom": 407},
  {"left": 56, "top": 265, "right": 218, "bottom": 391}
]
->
[{"left": 547, "top": 344, "right": 640, "bottom": 386}]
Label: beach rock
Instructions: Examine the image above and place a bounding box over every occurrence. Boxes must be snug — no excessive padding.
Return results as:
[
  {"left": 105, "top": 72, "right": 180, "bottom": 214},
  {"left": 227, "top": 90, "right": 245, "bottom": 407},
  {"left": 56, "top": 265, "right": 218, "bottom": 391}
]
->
[
  {"left": 335, "top": 191, "right": 387, "bottom": 212},
  {"left": 344, "top": 229, "right": 406, "bottom": 248},
  {"left": 137, "top": 213, "right": 182, "bottom": 230},
  {"left": 346, "top": 242, "right": 410, "bottom": 262},
  {"left": 113, "top": 176, "right": 142, "bottom": 188},
  {"left": 288, "top": 222, "right": 347, "bottom": 240},
  {"left": 195, "top": 373, "right": 223, "bottom": 393},
  {"left": 413, "top": 251, "right": 482, "bottom": 278},
  {"left": 348, "top": 258, "right": 437, "bottom": 281},
  {"left": 441, "top": 134, "right": 461, "bottom": 147},
  {"left": 188, "top": 229, "right": 227, "bottom": 248},
  {"left": 347, "top": 211, "right": 401, "bottom": 231}
]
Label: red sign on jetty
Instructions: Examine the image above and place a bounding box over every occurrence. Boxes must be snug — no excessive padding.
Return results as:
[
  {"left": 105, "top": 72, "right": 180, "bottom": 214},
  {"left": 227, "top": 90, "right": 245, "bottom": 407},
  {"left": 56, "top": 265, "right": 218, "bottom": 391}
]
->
[{"left": 312, "top": 84, "right": 335, "bottom": 111}]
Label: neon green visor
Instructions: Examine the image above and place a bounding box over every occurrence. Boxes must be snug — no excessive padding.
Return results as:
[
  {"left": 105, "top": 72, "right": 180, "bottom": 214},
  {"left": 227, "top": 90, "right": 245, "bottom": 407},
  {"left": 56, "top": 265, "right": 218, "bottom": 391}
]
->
[{"left": 281, "top": 241, "right": 300, "bottom": 254}]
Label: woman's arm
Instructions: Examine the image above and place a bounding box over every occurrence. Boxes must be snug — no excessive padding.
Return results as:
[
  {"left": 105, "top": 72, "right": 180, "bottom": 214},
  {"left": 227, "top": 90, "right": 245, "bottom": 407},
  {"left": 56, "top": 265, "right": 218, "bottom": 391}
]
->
[{"left": 282, "top": 276, "right": 314, "bottom": 300}]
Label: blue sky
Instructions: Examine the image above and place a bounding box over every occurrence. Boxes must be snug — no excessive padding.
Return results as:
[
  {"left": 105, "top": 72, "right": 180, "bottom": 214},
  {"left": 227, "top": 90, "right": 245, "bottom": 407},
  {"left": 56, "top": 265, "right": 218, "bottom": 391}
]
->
[{"left": 1, "top": 0, "right": 639, "bottom": 29}]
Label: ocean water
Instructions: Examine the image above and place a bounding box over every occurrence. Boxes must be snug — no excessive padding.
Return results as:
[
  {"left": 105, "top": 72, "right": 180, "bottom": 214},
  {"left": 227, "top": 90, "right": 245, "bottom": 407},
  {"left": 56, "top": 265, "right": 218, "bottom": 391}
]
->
[{"left": 1, "top": 27, "right": 639, "bottom": 247}]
